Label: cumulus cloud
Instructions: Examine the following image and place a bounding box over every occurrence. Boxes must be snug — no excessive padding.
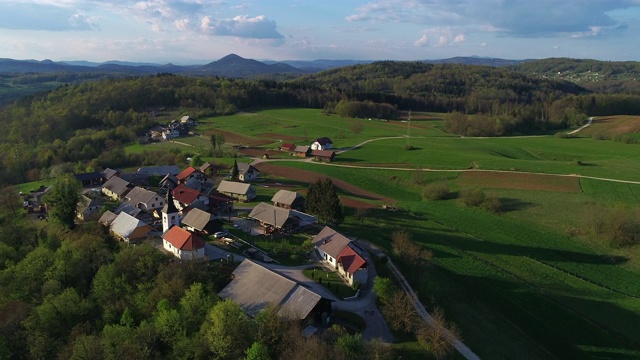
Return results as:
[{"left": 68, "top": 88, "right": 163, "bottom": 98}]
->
[
  {"left": 0, "top": 1, "right": 99, "bottom": 31},
  {"left": 414, "top": 27, "right": 465, "bottom": 47},
  {"left": 200, "top": 15, "right": 284, "bottom": 39},
  {"left": 347, "top": 0, "right": 639, "bottom": 38}
]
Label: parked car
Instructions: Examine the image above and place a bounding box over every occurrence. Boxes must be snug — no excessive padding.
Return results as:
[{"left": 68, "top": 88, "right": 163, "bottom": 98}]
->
[{"left": 213, "top": 231, "right": 229, "bottom": 238}]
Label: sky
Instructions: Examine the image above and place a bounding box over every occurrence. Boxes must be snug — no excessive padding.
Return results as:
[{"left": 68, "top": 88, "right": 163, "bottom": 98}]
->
[{"left": 1, "top": 0, "right": 640, "bottom": 64}]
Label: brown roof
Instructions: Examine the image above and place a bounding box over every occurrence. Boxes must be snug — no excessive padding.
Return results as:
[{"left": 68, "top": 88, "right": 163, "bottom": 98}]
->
[
  {"left": 172, "top": 185, "right": 201, "bottom": 205},
  {"left": 312, "top": 150, "right": 335, "bottom": 158},
  {"left": 176, "top": 166, "right": 198, "bottom": 180}
]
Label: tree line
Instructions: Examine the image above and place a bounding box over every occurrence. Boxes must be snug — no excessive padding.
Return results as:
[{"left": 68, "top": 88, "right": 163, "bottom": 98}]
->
[{"left": 2, "top": 62, "right": 640, "bottom": 184}]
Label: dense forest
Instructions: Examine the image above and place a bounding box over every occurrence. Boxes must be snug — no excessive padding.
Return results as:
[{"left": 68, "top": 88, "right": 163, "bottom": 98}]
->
[
  {"left": 0, "top": 191, "right": 392, "bottom": 360},
  {"left": 1, "top": 61, "right": 640, "bottom": 185}
]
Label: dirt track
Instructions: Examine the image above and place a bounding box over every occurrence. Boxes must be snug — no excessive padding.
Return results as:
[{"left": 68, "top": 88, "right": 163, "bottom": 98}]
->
[{"left": 254, "top": 163, "right": 394, "bottom": 209}]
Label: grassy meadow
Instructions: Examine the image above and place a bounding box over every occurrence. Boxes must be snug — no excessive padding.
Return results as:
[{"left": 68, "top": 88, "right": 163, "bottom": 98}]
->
[{"left": 126, "top": 108, "right": 640, "bottom": 358}]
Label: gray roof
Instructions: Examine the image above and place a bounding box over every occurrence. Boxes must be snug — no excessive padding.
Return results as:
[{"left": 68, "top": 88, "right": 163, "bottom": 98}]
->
[
  {"left": 114, "top": 202, "right": 142, "bottom": 217},
  {"left": 182, "top": 208, "right": 214, "bottom": 230},
  {"left": 184, "top": 177, "right": 202, "bottom": 191},
  {"left": 293, "top": 145, "right": 310, "bottom": 153},
  {"left": 249, "top": 203, "right": 291, "bottom": 228},
  {"left": 103, "top": 168, "right": 120, "bottom": 180},
  {"left": 99, "top": 210, "right": 117, "bottom": 225},
  {"left": 217, "top": 180, "right": 252, "bottom": 195},
  {"left": 219, "top": 259, "right": 323, "bottom": 319},
  {"left": 137, "top": 165, "right": 180, "bottom": 176},
  {"left": 237, "top": 163, "right": 259, "bottom": 176},
  {"left": 271, "top": 189, "right": 302, "bottom": 206},
  {"left": 312, "top": 226, "right": 351, "bottom": 258},
  {"left": 77, "top": 195, "right": 100, "bottom": 214},
  {"left": 102, "top": 176, "right": 131, "bottom": 196},
  {"left": 110, "top": 212, "right": 149, "bottom": 239},
  {"left": 125, "top": 187, "right": 160, "bottom": 206}
]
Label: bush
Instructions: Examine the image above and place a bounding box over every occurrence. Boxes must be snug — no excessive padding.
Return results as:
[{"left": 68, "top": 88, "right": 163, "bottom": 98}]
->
[
  {"left": 422, "top": 182, "right": 450, "bottom": 201},
  {"left": 459, "top": 188, "right": 486, "bottom": 207},
  {"left": 402, "top": 144, "right": 415, "bottom": 151},
  {"left": 482, "top": 193, "right": 504, "bottom": 213}
]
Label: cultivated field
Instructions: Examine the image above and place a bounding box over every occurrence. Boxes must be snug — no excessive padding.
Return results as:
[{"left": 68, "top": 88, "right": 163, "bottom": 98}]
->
[
  {"left": 140, "top": 108, "right": 640, "bottom": 358},
  {"left": 577, "top": 115, "right": 640, "bottom": 137}
]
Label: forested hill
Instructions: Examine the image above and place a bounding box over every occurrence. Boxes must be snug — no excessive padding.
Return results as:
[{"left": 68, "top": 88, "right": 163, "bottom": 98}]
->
[
  {"left": 510, "top": 58, "right": 640, "bottom": 94},
  {"left": 294, "top": 61, "right": 586, "bottom": 113}
]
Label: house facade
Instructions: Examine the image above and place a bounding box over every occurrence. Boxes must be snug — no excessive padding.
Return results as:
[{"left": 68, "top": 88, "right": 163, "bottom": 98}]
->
[
  {"left": 312, "top": 150, "right": 335, "bottom": 162},
  {"left": 271, "top": 189, "right": 304, "bottom": 211},
  {"left": 293, "top": 145, "right": 311, "bottom": 157},
  {"left": 176, "top": 166, "right": 207, "bottom": 185},
  {"left": 124, "top": 187, "right": 164, "bottom": 212},
  {"left": 102, "top": 176, "right": 132, "bottom": 201},
  {"left": 310, "top": 137, "right": 333, "bottom": 151},
  {"left": 312, "top": 226, "right": 368, "bottom": 286},
  {"left": 237, "top": 163, "right": 260, "bottom": 182},
  {"left": 162, "top": 226, "right": 205, "bottom": 260}
]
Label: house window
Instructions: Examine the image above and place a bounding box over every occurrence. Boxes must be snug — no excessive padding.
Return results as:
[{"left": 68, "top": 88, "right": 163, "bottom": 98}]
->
[{"left": 152, "top": 203, "right": 155, "bottom": 207}]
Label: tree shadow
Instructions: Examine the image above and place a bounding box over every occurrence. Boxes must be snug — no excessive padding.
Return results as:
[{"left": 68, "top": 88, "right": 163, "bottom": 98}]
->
[{"left": 500, "top": 197, "right": 537, "bottom": 212}]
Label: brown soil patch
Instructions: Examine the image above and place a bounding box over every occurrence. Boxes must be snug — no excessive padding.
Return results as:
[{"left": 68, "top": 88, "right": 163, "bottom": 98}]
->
[
  {"left": 202, "top": 129, "right": 272, "bottom": 146},
  {"left": 581, "top": 116, "right": 640, "bottom": 136},
  {"left": 457, "top": 171, "right": 581, "bottom": 193},
  {"left": 254, "top": 132, "right": 302, "bottom": 141},
  {"left": 254, "top": 163, "right": 394, "bottom": 208}
]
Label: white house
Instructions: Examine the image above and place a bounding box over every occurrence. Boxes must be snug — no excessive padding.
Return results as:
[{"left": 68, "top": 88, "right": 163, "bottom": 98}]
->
[
  {"left": 310, "top": 137, "right": 333, "bottom": 151},
  {"left": 162, "top": 226, "right": 205, "bottom": 260},
  {"left": 312, "top": 226, "right": 367, "bottom": 286}
]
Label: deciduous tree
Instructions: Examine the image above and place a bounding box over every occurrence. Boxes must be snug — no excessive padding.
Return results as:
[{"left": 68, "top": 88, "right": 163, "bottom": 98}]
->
[{"left": 44, "top": 174, "right": 82, "bottom": 229}]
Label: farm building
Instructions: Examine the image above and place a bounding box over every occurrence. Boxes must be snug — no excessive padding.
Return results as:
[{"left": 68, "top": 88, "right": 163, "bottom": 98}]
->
[
  {"left": 101, "top": 176, "right": 132, "bottom": 201},
  {"left": 293, "top": 145, "right": 311, "bottom": 157},
  {"left": 312, "top": 150, "right": 335, "bottom": 162},
  {"left": 219, "top": 259, "right": 332, "bottom": 321},
  {"left": 108, "top": 212, "right": 154, "bottom": 243},
  {"left": 311, "top": 137, "right": 333, "bottom": 151},
  {"left": 217, "top": 180, "right": 256, "bottom": 202},
  {"left": 271, "top": 189, "right": 305, "bottom": 210},
  {"left": 237, "top": 163, "right": 260, "bottom": 182},
  {"left": 248, "top": 202, "right": 315, "bottom": 233}
]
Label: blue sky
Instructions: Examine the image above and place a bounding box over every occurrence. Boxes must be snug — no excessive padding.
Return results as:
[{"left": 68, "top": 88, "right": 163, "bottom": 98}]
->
[{"left": 1, "top": 0, "right": 639, "bottom": 64}]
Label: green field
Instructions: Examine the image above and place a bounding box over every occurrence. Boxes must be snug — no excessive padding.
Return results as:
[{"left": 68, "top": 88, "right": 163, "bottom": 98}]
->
[{"left": 129, "top": 108, "right": 640, "bottom": 358}]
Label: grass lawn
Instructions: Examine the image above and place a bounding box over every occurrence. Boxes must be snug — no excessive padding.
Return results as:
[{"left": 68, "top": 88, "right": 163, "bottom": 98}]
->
[{"left": 303, "top": 267, "right": 357, "bottom": 299}]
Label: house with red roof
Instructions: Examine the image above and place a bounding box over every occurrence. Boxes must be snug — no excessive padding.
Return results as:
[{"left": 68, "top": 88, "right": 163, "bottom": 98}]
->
[
  {"left": 172, "top": 185, "right": 209, "bottom": 212},
  {"left": 312, "top": 226, "right": 368, "bottom": 286},
  {"left": 279, "top": 143, "right": 296, "bottom": 152},
  {"left": 162, "top": 226, "right": 205, "bottom": 260},
  {"left": 176, "top": 166, "right": 207, "bottom": 186}
]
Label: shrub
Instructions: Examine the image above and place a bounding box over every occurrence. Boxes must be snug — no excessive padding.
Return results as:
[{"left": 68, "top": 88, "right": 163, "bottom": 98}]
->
[
  {"left": 402, "top": 144, "right": 415, "bottom": 151},
  {"left": 482, "top": 193, "right": 504, "bottom": 214},
  {"left": 422, "top": 182, "right": 450, "bottom": 201},
  {"left": 459, "top": 188, "right": 486, "bottom": 207}
]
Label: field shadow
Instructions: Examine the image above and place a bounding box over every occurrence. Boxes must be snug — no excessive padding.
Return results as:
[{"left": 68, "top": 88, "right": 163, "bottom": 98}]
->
[
  {"left": 441, "top": 236, "right": 629, "bottom": 266},
  {"left": 422, "top": 267, "right": 640, "bottom": 359},
  {"left": 500, "top": 197, "right": 537, "bottom": 212}
]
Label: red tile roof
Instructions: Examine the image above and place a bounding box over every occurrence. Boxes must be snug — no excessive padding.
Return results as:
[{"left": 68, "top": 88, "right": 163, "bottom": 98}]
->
[
  {"left": 163, "top": 226, "right": 205, "bottom": 251},
  {"left": 337, "top": 246, "right": 367, "bottom": 275},
  {"left": 280, "top": 143, "right": 295, "bottom": 151},
  {"left": 172, "top": 185, "right": 201, "bottom": 205},
  {"left": 176, "top": 166, "right": 197, "bottom": 180}
]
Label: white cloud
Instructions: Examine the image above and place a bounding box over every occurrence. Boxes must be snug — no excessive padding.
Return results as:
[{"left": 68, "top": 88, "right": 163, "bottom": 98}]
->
[
  {"left": 414, "top": 34, "right": 429, "bottom": 46},
  {"left": 454, "top": 34, "right": 465, "bottom": 43},
  {"left": 200, "top": 15, "right": 284, "bottom": 39}
]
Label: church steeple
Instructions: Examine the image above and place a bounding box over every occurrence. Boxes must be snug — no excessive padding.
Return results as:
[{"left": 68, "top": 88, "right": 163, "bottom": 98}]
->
[{"left": 162, "top": 190, "right": 180, "bottom": 233}]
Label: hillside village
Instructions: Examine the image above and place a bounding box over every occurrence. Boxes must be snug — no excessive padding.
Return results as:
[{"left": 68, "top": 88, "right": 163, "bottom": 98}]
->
[{"left": 21, "top": 126, "right": 387, "bottom": 342}]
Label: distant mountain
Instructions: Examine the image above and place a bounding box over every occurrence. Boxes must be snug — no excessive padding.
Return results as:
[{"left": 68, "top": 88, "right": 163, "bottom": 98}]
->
[
  {"left": 264, "top": 59, "right": 375, "bottom": 72},
  {"left": 192, "top": 54, "right": 307, "bottom": 77}
]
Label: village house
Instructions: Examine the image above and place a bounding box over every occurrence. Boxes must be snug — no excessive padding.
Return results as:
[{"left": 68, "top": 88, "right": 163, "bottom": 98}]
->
[
  {"left": 237, "top": 163, "right": 260, "bottom": 182},
  {"left": 102, "top": 176, "right": 132, "bottom": 201},
  {"left": 271, "top": 189, "right": 305, "bottom": 211},
  {"left": 137, "top": 165, "right": 181, "bottom": 177},
  {"left": 76, "top": 195, "right": 101, "bottom": 221},
  {"left": 312, "top": 226, "right": 368, "bottom": 286},
  {"left": 219, "top": 259, "right": 332, "bottom": 321},
  {"left": 248, "top": 202, "right": 316, "bottom": 234},
  {"left": 200, "top": 162, "right": 219, "bottom": 177},
  {"left": 293, "top": 145, "right": 311, "bottom": 157},
  {"left": 172, "top": 185, "right": 210, "bottom": 212},
  {"left": 279, "top": 143, "right": 296, "bottom": 152},
  {"left": 74, "top": 171, "right": 106, "bottom": 187},
  {"left": 103, "top": 168, "right": 121, "bottom": 180},
  {"left": 124, "top": 186, "right": 164, "bottom": 212},
  {"left": 208, "top": 192, "right": 236, "bottom": 215},
  {"left": 312, "top": 150, "right": 336, "bottom": 162},
  {"left": 217, "top": 180, "right": 256, "bottom": 202},
  {"left": 162, "top": 225, "right": 205, "bottom": 260},
  {"left": 159, "top": 173, "right": 179, "bottom": 190},
  {"left": 176, "top": 166, "right": 208, "bottom": 186},
  {"left": 108, "top": 212, "right": 154, "bottom": 243},
  {"left": 180, "top": 115, "right": 194, "bottom": 125},
  {"left": 310, "top": 137, "right": 333, "bottom": 151},
  {"left": 181, "top": 208, "right": 220, "bottom": 234}
]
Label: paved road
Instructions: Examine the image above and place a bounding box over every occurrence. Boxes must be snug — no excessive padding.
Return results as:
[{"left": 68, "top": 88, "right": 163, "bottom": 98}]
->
[{"left": 566, "top": 116, "right": 594, "bottom": 135}]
